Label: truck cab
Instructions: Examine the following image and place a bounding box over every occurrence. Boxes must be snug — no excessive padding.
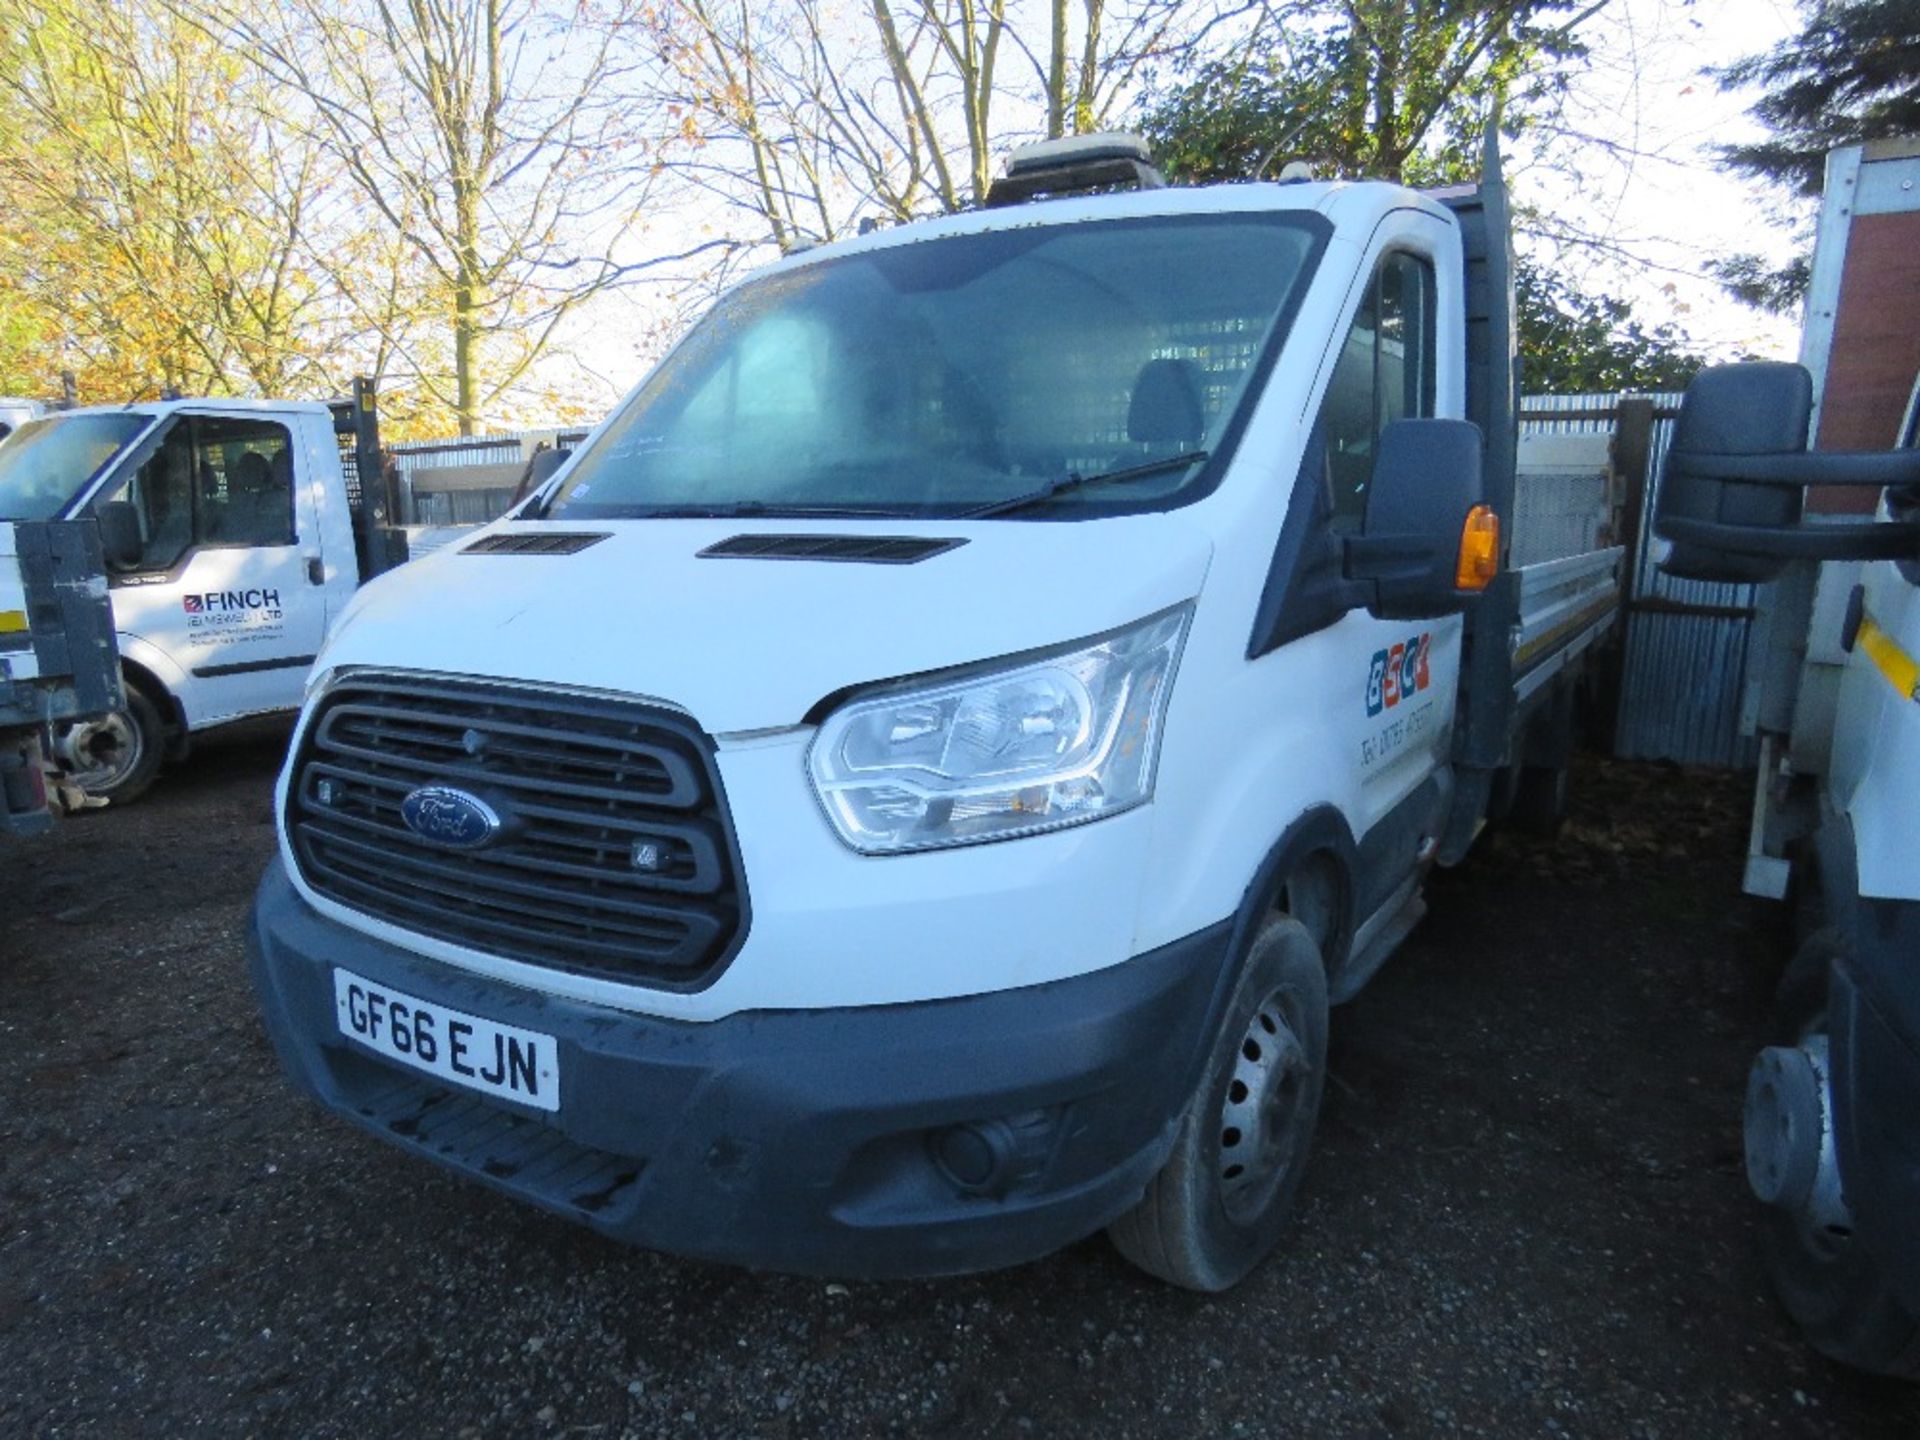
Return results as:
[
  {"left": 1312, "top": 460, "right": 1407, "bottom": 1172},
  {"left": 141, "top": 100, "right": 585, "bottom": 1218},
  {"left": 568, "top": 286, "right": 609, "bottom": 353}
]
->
[
  {"left": 0, "top": 387, "right": 394, "bottom": 802},
  {"left": 1654, "top": 136, "right": 1920, "bottom": 1377},
  {"left": 246, "top": 135, "right": 1622, "bottom": 1287}
]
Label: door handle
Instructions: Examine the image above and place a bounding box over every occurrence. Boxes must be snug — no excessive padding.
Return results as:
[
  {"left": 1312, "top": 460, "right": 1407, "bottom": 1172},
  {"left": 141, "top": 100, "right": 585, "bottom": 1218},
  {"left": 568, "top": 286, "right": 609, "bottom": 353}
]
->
[{"left": 304, "top": 554, "right": 326, "bottom": 586}]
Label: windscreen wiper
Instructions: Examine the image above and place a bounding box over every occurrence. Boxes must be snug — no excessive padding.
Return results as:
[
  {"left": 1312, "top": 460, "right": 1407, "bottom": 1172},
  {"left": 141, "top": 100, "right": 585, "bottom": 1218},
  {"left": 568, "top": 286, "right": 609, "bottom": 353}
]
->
[
  {"left": 547, "top": 500, "right": 923, "bottom": 521},
  {"left": 956, "top": 450, "right": 1211, "bottom": 519},
  {"left": 640, "top": 501, "right": 926, "bottom": 519}
]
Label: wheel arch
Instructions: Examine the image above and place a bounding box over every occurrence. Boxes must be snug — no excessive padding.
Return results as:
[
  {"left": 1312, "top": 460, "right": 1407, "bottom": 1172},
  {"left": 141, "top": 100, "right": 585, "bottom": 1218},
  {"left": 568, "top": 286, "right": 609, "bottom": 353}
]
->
[
  {"left": 113, "top": 634, "right": 191, "bottom": 724},
  {"left": 118, "top": 654, "right": 190, "bottom": 760},
  {"left": 1229, "top": 806, "right": 1360, "bottom": 982}
]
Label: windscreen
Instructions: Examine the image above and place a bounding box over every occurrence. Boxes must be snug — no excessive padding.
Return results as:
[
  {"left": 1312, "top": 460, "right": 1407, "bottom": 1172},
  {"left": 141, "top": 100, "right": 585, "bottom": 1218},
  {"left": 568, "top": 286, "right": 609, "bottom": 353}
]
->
[
  {"left": 545, "top": 213, "right": 1325, "bottom": 520},
  {"left": 0, "top": 413, "right": 153, "bottom": 521}
]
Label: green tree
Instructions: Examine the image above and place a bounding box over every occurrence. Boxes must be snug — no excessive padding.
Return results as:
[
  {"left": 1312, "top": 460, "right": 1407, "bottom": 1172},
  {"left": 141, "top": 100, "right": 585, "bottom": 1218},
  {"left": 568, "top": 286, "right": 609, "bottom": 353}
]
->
[
  {"left": 1137, "top": 0, "right": 1707, "bottom": 394},
  {"left": 1517, "top": 261, "right": 1706, "bottom": 393},
  {"left": 1718, "top": 0, "right": 1920, "bottom": 197},
  {"left": 1139, "top": 0, "right": 1596, "bottom": 186},
  {"left": 1712, "top": 0, "right": 1920, "bottom": 313}
]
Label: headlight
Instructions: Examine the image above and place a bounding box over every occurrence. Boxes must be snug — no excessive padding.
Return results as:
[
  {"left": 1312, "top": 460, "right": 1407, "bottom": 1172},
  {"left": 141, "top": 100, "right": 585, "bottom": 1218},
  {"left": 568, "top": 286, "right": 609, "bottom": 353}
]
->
[{"left": 808, "top": 605, "right": 1192, "bottom": 853}]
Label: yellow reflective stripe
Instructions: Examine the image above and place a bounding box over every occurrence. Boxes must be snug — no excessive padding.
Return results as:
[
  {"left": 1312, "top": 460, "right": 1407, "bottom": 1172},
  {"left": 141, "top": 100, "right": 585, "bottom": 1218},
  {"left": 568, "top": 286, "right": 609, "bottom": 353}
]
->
[
  {"left": 0, "top": 608, "right": 27, "bottom": 635},
  {"left": 1856, "top": 614, "right": 1920, "bottom": 703}
]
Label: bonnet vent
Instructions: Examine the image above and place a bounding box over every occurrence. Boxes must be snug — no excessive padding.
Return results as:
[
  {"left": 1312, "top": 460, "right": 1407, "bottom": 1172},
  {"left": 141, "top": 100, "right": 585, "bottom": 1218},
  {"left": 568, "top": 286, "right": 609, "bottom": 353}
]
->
[
  {"left": 462, "top": 532, "right": 610, "bottom": 556},
  {"left": 697, "top": 534, "right": 967, "bottom": 564}
]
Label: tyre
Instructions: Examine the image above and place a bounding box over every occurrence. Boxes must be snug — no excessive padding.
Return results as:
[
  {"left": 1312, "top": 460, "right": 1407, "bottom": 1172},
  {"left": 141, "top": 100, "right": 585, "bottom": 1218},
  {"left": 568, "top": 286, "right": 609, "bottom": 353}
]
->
[
  {"left": 1753, "top": 929, "right": 1920, "bottom": 1378},
  {"left": 1507, "top": 762, "right": 1569, "bottom": 838},
  {"left": 52, "top": 684, "right": 167, "bottom": 806},
  {"left": 1109, "top": 915, "right": 1329, "bottom": 1291}
]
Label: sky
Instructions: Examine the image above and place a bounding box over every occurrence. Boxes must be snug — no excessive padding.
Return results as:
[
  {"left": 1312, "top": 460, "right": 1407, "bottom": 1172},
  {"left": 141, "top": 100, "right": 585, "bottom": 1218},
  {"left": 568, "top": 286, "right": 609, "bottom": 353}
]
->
[
  {"left": 1516, "top": 0, "right": 1807, "bottom": 359},
  {"left": 544, "top": 0, "right": 1814, "bottom": 421}
]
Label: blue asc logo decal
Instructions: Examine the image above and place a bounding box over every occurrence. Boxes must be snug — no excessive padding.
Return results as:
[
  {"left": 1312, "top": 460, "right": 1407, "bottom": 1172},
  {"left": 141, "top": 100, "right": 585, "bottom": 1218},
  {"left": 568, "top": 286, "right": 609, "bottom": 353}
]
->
[
  {"left": 400, "top": 786, "right": 503, "bottom": 849},
  {"left": 1365, "top": 632, "right": 1432, "bottom": 718}
]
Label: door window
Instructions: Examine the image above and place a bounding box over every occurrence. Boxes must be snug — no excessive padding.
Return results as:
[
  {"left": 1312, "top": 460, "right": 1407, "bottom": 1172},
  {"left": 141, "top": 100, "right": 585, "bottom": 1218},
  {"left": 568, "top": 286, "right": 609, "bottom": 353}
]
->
[
  {"left": 1323, "top": 251, "right": 1437, "bottom": 530},
  {"left": 102, "top": 416, "right": 297, "bottom": 571}
]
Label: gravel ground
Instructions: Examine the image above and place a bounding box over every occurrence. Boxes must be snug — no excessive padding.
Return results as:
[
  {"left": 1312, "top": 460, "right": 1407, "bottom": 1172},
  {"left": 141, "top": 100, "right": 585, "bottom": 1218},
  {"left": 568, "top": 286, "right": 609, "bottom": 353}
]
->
[{"left": 3, "top": 732, "right": 1918, "bottom": 1439}]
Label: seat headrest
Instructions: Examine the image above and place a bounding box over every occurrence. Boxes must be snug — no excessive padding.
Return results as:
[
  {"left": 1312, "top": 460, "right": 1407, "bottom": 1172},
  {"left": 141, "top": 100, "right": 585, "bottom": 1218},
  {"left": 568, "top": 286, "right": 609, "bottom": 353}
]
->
[
  {"left": 232, "top": 450, "right": 271, "bottom": 494},
  {"left": 1128, "top": 358, "right": 1204, "bottom": 445}
]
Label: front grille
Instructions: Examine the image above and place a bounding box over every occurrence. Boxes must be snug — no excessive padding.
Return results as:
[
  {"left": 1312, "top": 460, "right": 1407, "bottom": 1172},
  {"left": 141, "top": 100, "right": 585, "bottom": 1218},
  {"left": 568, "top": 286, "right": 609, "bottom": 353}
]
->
[{"left": 288, "top": 674, "right": 746, "bottom": 988}]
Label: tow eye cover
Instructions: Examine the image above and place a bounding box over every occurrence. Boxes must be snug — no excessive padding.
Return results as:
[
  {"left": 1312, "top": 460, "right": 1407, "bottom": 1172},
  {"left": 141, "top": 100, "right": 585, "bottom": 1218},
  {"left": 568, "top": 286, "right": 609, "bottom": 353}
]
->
[{"left": 400, "top": 785, "right": 503, "bottom": 850}]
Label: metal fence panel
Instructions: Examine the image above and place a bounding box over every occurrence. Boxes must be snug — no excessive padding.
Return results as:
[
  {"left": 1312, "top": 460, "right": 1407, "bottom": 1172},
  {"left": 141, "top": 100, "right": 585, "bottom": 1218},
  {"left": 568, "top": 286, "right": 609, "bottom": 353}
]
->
[
  {"left": 1520, "top": 392, "right": 1758, "bottom": 769},
  {"left": 408, "top": 487, "right": 522, "bottom": 526}
]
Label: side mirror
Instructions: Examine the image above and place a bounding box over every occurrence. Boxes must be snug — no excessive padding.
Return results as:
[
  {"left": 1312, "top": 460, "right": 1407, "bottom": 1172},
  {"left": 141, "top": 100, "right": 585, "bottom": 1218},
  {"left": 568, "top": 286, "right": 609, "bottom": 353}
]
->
[
  {"left": 1345, "top": 418, "right": 1493, "bottom": 620},
  {"left": 96, "top": 500, "right": 143, "bottom": 572},
  {"left": 1654, "top": 361, "right": 1920, "bottom": 583}
]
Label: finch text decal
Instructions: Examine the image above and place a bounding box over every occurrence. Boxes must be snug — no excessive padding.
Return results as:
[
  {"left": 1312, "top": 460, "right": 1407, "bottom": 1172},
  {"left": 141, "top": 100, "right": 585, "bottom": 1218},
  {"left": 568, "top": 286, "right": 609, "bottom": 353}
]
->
[{"left": 181, "top": 588, "right": 286, "bottom": 637}]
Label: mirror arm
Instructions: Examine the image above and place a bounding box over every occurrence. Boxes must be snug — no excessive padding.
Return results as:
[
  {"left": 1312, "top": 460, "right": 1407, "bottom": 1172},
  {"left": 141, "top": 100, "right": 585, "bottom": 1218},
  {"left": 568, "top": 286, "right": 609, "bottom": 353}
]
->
[
  {"left": 1343, "top": 532, "right": 1436, "bottom": 574},
  {"left": 1660, "top": 515, "right": 1920, "bottom": 562},
  {"left": 1670, "top": 449, "right": 1920, "bottom": 487}
]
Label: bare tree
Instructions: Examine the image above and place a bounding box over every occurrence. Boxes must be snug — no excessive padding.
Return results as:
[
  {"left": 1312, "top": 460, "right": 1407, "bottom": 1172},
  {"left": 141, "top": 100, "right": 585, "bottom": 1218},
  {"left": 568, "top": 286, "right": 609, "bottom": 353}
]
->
[
  {"left": 649, "top": 0, "right": 1224, "bottom": 252},
  {"left": 194, "top": 0, "right": 686, "bottom": 434}
]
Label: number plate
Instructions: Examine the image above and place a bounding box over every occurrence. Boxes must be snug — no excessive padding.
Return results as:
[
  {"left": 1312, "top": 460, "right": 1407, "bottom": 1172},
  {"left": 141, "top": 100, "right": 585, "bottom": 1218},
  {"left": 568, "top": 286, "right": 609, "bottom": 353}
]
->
[{"left": 333, "top": 969, "right": 560, "bottom": 1112}]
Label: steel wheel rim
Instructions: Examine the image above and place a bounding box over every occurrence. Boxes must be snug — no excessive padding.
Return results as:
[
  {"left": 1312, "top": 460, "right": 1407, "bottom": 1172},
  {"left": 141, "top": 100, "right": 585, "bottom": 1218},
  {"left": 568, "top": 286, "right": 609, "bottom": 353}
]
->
[
  {"left": 1217, "top": 983, "right": 1312, "bottom": 1225},
  {"left": 63, "top": 711, "right": 142, "bottom": 790}
]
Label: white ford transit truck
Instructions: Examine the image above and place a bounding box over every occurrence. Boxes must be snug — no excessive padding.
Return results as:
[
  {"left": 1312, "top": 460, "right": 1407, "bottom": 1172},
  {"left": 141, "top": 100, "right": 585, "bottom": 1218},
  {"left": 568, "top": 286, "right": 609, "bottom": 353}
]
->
[
  {"left": 247, "top": 135, "right": 1624, "bottom": 1286},
  {"left": 0, "top": 382, "right": 408, "bottom": 803}
]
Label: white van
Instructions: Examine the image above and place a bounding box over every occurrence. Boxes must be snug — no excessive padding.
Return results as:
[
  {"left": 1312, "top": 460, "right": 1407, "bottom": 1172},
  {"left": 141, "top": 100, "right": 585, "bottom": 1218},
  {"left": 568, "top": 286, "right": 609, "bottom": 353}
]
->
[
  {"left": 0, "top": 386, "right": 398, "bottom": 801},
  {"left": 246, "top": 136, "right": 1623, "bottom": 1286}
]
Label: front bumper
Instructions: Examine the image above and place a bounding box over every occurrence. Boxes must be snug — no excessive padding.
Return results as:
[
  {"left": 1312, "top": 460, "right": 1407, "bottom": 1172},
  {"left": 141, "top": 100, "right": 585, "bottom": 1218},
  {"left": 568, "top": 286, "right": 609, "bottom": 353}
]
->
[
  {"left": 1831, "top": 897, "right": 1920, "bottom": 1313},
  {"left": 248, "top": 859, "right": 1236, "bottom": 1278}
]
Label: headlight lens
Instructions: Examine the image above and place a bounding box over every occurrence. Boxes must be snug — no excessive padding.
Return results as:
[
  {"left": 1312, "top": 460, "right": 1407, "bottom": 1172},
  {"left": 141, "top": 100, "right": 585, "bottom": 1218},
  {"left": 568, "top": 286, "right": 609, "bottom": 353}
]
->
[{"left": 808, "top": 605, "right": 1191, "bottom": 853}]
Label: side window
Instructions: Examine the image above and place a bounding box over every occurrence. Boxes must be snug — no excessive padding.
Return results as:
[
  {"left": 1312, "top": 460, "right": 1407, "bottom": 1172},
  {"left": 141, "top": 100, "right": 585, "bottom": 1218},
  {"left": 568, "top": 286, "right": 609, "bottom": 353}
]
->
[
  {"left": 1325, "top": 251, "right": 1437, "bottom": 531},
  {"left": 195, "top": 417, "right": 297, "bottom": 548},
  {"left": 101, "top": 415, "right": 296, "bottom": 570},
  {"left": 114, "top": 424, "right": 198, "bottom": 571}
]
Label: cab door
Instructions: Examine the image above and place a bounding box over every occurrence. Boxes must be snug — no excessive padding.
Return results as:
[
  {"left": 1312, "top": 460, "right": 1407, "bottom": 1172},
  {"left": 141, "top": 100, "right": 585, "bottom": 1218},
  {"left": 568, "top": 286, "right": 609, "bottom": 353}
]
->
[
  {"left": 1320, "top": 236, "right": 1464, "bottom": 812},
  {"left": 97, "top": 411, "right": 328, "bottom": 726}
]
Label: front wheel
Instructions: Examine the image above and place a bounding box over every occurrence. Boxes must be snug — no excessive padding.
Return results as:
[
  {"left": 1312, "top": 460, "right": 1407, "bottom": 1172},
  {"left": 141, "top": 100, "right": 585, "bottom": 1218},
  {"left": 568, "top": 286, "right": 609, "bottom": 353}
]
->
[
  {"left": 51, "top": 686, "right": 167, "bottom": 806},
  {"left": 1108, "top": 915, "right": 1329, "bottom": 1291}
]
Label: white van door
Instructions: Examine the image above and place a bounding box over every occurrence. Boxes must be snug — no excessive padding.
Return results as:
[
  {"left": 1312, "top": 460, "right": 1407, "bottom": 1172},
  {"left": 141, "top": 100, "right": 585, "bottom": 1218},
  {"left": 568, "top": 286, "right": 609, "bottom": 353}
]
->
[
  {"left": 97, "top": 411, "right": 328, "bottom": 726},
  {"left": 1316, "top": 239, "right": 1464, "bottom": 825}
]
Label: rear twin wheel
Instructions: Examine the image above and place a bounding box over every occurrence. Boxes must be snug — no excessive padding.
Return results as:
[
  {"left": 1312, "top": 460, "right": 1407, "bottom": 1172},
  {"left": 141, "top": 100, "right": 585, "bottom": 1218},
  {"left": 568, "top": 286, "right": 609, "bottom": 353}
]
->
[
  {"left": 1109, "top": 915, "right": 1330, "bottom": 1291},
  {"left": 51, "top": 685, "right": 167, "bottom": 807}
]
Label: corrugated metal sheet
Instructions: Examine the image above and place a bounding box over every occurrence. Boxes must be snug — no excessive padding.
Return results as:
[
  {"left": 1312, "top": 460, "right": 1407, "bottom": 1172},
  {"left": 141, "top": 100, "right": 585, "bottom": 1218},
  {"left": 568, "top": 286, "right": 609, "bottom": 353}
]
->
[
  {"left": 389, "top": 429, "right": 592, "bottom": 526},
  {"left": 1520, "top": 392, "right": 1758, "bottom": 769}
]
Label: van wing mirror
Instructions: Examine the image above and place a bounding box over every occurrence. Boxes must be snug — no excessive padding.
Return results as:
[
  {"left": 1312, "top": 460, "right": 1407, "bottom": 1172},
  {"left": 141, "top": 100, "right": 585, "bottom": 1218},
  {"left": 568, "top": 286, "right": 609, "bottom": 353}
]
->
[
  {"left": 1654, "top": 362, "right": 1920, "bottom": 584},
  {"left": 1344, "top": 418, "right": 1492, "bottom": 620},
  {"left": 96, "top": 500, "right": 143, "bottom": 572}
]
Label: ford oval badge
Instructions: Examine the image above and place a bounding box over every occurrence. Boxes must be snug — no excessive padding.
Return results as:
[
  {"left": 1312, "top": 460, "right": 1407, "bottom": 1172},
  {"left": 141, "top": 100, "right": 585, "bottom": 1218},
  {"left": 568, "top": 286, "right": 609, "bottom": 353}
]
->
[{"left": 400, "top": 786, "right": 503, "bottom": 849}]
